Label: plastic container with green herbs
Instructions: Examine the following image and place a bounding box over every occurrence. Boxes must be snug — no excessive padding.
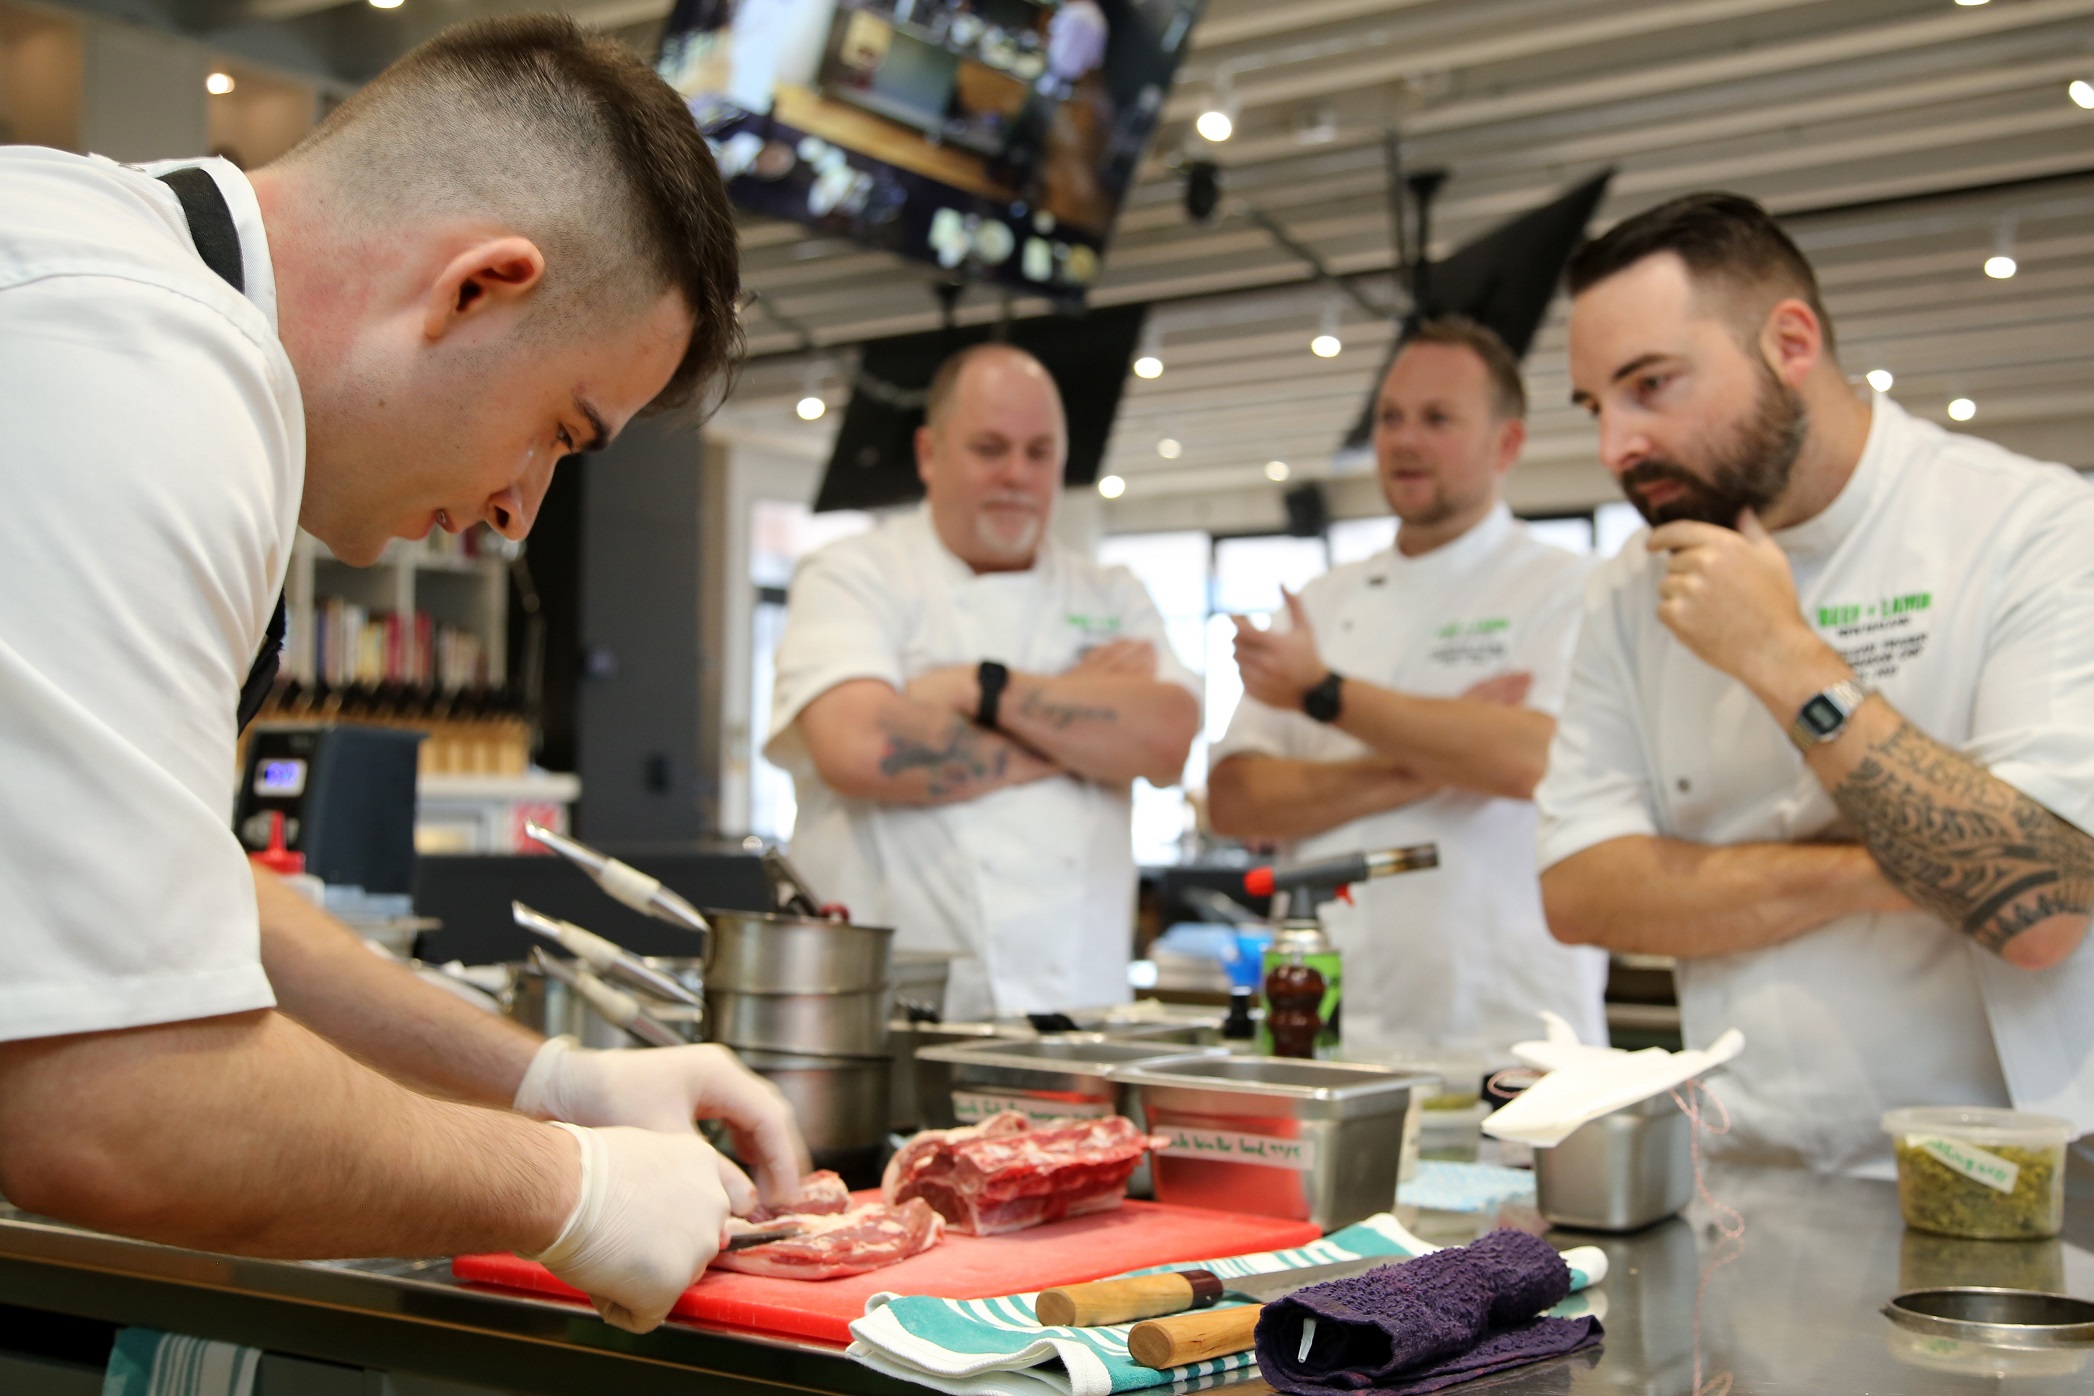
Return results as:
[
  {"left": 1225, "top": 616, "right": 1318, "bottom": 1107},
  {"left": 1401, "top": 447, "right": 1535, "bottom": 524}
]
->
[{"left": 1881, "top": 1107, "right": 2075, "bottom": 1241}]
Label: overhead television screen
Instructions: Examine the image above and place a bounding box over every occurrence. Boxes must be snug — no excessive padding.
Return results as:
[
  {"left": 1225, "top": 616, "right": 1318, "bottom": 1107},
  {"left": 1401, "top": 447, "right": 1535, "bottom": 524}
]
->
[{"left": 657, "top": 0, "right": 1206, "bottom": 297}]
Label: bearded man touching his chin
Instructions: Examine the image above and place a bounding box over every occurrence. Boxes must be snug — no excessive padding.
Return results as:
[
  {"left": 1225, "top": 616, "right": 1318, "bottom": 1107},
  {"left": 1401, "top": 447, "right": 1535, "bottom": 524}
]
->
[{"left": 1537, "top": 193, "right": 2094, "bottom": 1174}]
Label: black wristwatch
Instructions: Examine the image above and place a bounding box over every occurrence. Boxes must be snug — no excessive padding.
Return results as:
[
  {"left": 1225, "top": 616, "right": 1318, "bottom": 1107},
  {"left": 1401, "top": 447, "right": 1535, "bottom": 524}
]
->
[
  {"left": 1302, "top": 671, "right": 1344, "bottom": 724},
  {"left": 976, "top": 660, "right": 1010, "bottom": 729}
]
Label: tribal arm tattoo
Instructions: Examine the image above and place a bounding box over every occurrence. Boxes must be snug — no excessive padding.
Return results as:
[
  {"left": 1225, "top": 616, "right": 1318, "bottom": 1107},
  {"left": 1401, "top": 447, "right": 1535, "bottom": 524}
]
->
[{"left": 1831, "top": 718, "right": 2094, "bottom": 955}]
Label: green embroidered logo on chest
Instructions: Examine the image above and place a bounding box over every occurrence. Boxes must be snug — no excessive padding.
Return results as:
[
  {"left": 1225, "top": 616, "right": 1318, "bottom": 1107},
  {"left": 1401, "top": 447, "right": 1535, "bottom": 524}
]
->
[
  {"left": 1065, "top": 612, "right": 1124, "bottom": 636},
  {"left": 1433, "top": 617, "right": 1511, "bottom": 639},
  {"left": 1816, "top": 591, "right": 1931, "bottom": 628}
]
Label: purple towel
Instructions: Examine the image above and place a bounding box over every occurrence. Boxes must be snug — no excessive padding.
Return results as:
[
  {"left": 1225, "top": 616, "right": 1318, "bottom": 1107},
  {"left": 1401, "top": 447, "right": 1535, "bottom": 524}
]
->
[{"left": 1254, "top": 1230, "right": 1602, "bottom": 1395}]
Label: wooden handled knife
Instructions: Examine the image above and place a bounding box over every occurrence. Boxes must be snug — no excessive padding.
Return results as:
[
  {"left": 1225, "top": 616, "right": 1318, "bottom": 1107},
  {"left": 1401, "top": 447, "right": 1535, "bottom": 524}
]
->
[{"left": 1034, "top": 1255, "right": 1398, "bottom": 1339}]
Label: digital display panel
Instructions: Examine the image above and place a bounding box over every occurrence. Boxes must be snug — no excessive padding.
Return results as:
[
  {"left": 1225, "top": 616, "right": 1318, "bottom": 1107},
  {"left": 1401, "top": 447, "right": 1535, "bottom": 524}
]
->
[
  {"left": 657, "top": 0, "right": 1205, "bottom": 297},
  {"left": 254, "top": 758, "right": 308, "bottom": 798}
]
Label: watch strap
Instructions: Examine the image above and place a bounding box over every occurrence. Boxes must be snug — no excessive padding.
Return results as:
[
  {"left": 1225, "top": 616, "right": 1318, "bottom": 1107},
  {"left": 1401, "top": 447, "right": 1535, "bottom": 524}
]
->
[
  {"left": 1302, "top": 671, "right": 1344, "bottom": 724},
  {"left": 976, "top": 661, "right": 1010, "bottom": 729},
  {"left": 1787, "top": 678, "right": 1872, "bottom": 753}
]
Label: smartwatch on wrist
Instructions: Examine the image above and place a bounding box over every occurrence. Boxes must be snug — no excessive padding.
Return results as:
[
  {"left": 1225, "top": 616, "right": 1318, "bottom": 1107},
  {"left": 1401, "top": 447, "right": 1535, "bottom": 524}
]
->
[
  {"left": 1302, "top": 671, "right": 1344, "bottom": 724},
  {"left": 1788, "top": 677, "right": 1871, "bottom": 753},
  {"left": 975, "top": 660, "right": 1010, "bottom": 729}
]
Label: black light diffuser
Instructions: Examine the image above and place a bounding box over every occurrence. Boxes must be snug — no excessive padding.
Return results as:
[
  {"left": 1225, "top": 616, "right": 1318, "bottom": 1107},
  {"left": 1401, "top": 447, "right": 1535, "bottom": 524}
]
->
[
  {"left": 1342, "top": 169, "right": 1614, "bottom": 452},
  {"left": 813, "top": 303, "right": 1149, "bottom": 513}
]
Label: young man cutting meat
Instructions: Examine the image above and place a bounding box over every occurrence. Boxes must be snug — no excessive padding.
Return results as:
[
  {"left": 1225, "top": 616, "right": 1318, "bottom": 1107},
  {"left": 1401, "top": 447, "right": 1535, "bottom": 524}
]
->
[{"left": 0, "top": 18, "right": 806, "bottom": 1333}]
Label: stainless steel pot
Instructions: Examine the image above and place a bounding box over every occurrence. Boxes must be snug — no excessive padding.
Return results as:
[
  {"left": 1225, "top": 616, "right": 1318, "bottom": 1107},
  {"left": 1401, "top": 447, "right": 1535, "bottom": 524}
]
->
[
  {"left": 1533, "top": 1092, "right": 1693, "bottom": 1231},
  {"left": 703, "top": 909, "right": 893, "bottom": 994},
  {"left": 705, "top": 987, "right": 890, "bottom": 1058},
  {"left": 728, "top": 1047, "right": 891, "bottom": 1172}
]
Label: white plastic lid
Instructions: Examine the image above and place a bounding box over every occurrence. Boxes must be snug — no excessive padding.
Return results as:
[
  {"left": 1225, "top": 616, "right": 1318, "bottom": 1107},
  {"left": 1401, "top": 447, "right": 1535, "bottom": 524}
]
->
[{"left": 1881, "top": 1105, "right": 2077, "bottom": 1147}]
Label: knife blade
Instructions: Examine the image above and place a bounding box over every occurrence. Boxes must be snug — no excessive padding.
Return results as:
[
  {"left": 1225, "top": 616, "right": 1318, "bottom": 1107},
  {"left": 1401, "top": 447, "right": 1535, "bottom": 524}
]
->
[
  {"left": 1035, "top": 1254, "right": 1396, "bottom": 1328},
  {"left": 721, "top": 1222, "right": 804, "bottom": 1252}
]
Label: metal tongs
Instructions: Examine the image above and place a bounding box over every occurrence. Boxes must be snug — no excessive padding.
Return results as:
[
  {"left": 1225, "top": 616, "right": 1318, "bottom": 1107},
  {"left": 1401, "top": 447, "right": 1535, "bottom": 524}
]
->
[
  {"left": 512, "top": 902, "right": 700, "bottom": 1008},
  {"left": 527, "top": 947, "right": 686, "bottom": 1049},
  {"left": 522, "top": 822, "right": 713, "bottom": 941}
]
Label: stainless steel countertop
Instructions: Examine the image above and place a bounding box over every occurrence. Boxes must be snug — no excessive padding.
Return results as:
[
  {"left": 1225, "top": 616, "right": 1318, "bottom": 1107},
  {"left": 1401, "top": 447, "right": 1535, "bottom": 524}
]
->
[{"left": 4, "top": 1155, "right": 2093, "bottom": 1394}]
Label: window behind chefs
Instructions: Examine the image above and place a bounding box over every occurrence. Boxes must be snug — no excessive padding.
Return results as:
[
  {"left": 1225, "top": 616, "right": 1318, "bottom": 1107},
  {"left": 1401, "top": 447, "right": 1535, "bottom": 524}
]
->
[
  {"left": 0, "top": 16, "right": 809, "bottom": 1337},
  {"left": 1207, "top": 318, "right": 1608, "bottom": 1062},
  {"left": 1540, "top": 192, "right": 2094, "bottom": 1174},
  {"left": 766, "top": 344, "right": 1202, "bottom": 1021}
]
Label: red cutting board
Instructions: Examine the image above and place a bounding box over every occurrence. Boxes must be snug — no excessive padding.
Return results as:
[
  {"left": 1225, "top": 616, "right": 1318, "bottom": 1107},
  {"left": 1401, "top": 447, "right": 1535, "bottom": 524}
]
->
[{"left": 454, "top": 1194, "right": 1320, "bottom": 1345}]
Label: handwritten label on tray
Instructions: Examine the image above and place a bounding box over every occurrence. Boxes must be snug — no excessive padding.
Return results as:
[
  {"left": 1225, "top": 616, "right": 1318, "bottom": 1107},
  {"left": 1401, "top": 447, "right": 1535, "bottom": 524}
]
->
[
  {"left": 1156, "top": 1128, "right": 1318, "bottom": 1172},
  {"left": 952, "top": 1091, "right": 1112, "bottom": 1123}
]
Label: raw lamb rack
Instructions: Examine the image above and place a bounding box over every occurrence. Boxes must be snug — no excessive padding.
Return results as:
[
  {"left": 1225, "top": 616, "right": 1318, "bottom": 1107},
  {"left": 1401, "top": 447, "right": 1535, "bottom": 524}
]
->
[
  {"left": 881, "top": 1111, "right": 1164, "bottom": 1236},
  {"left": 717, "top": 1171, "right": 943, "bottom": 1281}
]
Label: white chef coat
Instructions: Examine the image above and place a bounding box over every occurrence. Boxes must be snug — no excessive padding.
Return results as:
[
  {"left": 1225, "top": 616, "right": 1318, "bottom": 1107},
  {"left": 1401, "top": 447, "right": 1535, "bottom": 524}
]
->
[
  {"left": 1537, "top": 396, "right": 2094, "bottom": 1174},
  {"left": 0, "top": 148, "right": 301, "bottom": 1041},
  {"left": 766, "top": 504, "right": 1200, "bottom": 1021},
  {"left": 1212, "top": 505, "right": 1609, "bottom": 1061}
]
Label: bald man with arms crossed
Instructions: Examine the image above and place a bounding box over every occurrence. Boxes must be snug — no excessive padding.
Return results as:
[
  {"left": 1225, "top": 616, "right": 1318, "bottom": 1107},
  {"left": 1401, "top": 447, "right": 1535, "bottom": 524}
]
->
[
  {"left": 1539, "top": 192, "right": 2094, "bottom": 1173},
  {"left": 0, "top": 18, "right": 806, "bottom": 1333},
  {"left": 767, "top": 345, "right": 1201, "bottom": 1021}
]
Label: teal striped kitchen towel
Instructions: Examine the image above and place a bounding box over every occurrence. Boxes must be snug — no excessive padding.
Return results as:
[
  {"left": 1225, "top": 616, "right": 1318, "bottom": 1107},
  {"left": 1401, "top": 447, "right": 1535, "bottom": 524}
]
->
[
  {"left": 846, "top": 1213, "right": 1606, "bottom": 1396},
  {"left": 102, "top": 1328, "right": 259, "bottom": 1396}
]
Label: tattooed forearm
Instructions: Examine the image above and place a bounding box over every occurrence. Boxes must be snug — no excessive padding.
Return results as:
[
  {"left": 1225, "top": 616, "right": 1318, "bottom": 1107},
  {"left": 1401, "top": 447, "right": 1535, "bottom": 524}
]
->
[
  {"left": 1831, "top": 719, "right": 2094, "bottom": 954},
  {"left": 878, "top": 717, "right": 1010, "bottom": 799},
  {"left": 1014, "top": 685, "right": 1118, "bottom": 731}
]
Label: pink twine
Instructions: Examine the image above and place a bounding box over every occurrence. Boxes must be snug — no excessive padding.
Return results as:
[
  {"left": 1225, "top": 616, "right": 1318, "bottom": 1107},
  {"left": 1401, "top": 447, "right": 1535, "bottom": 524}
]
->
[{"left": 1670, "top": 1078, "right": 1743, "bottom": 1396}]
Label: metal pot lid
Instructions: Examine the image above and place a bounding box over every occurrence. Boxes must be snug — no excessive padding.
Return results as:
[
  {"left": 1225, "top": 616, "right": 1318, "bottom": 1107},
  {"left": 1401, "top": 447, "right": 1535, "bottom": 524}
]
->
[{"left": 1883, "top": 1288, "right": 2094, "bottom": 1349}]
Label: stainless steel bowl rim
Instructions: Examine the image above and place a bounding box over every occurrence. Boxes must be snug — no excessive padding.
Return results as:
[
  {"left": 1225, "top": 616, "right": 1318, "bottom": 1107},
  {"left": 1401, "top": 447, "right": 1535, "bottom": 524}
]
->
[
  {"left": 918, "top": 1039, "right": 1223, "bottom": 1073},
  {"left": 701, "top": 908, "right": 896, "bottom": 933},
  {"left": 1108, "top": 1055, "right": 1435, "bottom": 1102},
  {"left": 1883, "top": 1288, "right": 2094, "bottom": 1349}
]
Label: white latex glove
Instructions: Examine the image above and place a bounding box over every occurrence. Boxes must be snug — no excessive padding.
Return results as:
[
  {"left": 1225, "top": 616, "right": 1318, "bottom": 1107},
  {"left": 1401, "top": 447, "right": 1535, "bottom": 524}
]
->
[
  {"left": 514, "top": 1037, "right": 811, "bottom": 1207},
  {"left": 529, "top": 1122, "right": 736, "bottom": 1333}
]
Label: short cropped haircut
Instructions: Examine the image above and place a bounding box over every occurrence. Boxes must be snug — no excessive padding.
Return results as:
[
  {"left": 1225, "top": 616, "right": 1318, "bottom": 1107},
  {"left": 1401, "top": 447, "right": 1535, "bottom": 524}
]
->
[
  {"left": 1400, "top": 316, "right": 1527, "bottom": 421},
  {"left": 279, "top": 15, "right": 740, "bottom": 412},
  {"left": 923, "top": 342, "right": 1060, "bottom": 430},
  {"left": 1566, "top": 192, "right": 1835, "bottom": 356}
]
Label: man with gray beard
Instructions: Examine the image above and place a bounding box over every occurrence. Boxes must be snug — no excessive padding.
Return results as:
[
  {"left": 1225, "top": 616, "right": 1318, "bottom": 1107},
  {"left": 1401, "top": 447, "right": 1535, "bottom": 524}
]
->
[
  {"left": 766, "top": 345, "right": 1199, "bottom": 1020},
  {"left": 1539, "top": 192, "right": 2094, "bottom": 1173}
]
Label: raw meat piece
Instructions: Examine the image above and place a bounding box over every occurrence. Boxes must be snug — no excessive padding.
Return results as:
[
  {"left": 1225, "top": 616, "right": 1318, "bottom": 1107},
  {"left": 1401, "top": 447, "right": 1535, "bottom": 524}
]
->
[
  {"left": 881, "top": 1111, "right": 1163, "bottom": 1236},
  {"left": 746, "top": 1169, "right": 852, "bottom": 1223},
  {"left": 712, "top": 1198, "right": 944, "bottom": 1280}
]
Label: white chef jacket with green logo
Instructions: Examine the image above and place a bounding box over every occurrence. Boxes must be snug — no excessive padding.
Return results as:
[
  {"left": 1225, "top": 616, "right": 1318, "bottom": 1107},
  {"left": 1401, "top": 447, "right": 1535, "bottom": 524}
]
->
[
  {"left": 1537, "top": 397, "right": 2094, "bottom": 1174},
  {"left": 766, "top": 505, "right": 1200, "bottom": 1021},
  {"left": 1213, "top": 505, "right": 1608, "bottom": 1061}
]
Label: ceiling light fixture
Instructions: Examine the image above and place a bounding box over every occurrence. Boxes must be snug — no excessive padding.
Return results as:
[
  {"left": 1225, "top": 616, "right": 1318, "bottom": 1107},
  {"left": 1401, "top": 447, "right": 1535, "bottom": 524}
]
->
[
  {"left": 1984, "top": 216, "right": 2018, "bottom": 279},
  {"left": 1264, "top": 460, "right": 1291, "bottom": 482},
  {"left": 1954, "top": 0, "right": 1990, "bottom": 7},
  {"left": 1310, "top": 334, "right": 1342, "bottom": 358},
  {"left": 1097, "top": 474, "right": 1126, "bottom": 499},
  {"left": 1157, "top": 437, "right": 1181, "bottom": 459},
  {"left": 1133, "top": 355, "right": 1163, "bottom": 380},
  {"left": 2071, "top": 79, "right": 2094, "bottom": 110},
  {"left": 369, "top": 0, "right": 404, "bottom": 10},
  {"left": 206, "top": 72, "right": 234, "bottom": 95},
  {"left": 1948, "top": 397, "right": 1977, "bottom": 421},
  {"left": 1196, "top": 70, "right": 1237, "bottom": 143},
  {"left": 1866, "top": 369, "right": 1894, "bottom": 392},
  {"left": 795, "top": 395, "right": 826, "bottom": 421}
]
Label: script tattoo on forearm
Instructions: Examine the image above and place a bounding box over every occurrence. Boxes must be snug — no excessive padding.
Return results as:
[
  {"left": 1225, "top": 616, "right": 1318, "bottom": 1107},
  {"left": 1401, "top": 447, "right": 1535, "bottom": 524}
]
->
[
  {"left": 1015, "top": 685, "right": 1118, "bottom": 731},
  {"left": 1832, "top": 719, "right": 2094, "bottom": 953},
  {"left": 878, "top": 717, "right": 1011, "bottom": 799}
]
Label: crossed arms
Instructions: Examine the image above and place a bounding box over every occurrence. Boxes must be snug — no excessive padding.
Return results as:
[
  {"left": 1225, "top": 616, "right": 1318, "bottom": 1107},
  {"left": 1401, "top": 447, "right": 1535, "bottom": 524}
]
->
[{"left": 795, "top": 637, "right": 1200, "bottom": 806}]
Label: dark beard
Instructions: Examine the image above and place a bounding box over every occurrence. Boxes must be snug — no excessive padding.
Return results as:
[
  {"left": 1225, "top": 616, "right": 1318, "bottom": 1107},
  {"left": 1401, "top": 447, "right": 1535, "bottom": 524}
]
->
[{"left": 1619, "top": 364, "right": 1809, "bottom": 529}]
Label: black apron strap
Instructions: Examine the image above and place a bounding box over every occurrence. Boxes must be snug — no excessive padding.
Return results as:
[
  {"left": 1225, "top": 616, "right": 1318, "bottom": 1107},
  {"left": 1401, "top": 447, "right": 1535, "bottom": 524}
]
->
[{"left": 158, "top": 167, "right": 282, "bottom": 732}]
